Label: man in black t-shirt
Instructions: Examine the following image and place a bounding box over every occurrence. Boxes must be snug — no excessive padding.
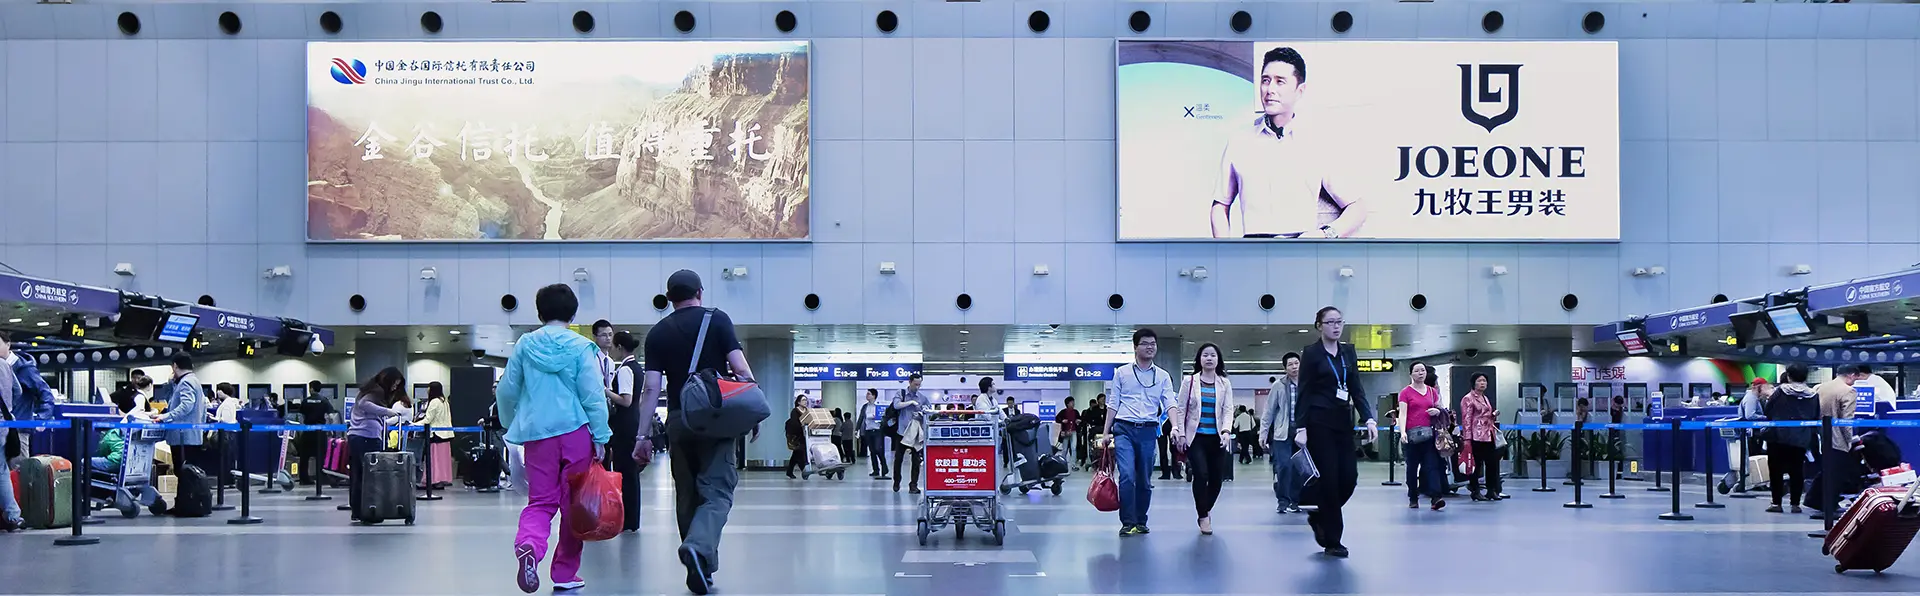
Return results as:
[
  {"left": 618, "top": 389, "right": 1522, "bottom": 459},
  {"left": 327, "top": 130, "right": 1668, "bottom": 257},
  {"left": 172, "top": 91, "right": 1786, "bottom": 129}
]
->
[
  {"left": 606, "top": 330, "right": 643, "bottom": 533},
  {"left": 295, "top": 380, "right": 337, "bottom": 485},
  {"left": 639, "top": 270, "right": 755, "bottom": 596}
]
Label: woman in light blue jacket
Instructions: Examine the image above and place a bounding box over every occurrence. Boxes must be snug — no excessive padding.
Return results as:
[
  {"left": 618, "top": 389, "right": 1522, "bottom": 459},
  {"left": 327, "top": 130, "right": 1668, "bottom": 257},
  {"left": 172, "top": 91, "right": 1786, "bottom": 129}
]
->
[{"left": 497, "top": 284, "right": 611, "bottom": 594}]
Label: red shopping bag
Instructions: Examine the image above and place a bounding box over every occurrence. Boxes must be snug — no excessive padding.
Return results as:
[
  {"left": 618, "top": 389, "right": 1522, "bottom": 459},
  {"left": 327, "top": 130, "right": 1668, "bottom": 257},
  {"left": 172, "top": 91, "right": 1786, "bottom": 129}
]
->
[
  {"left": 568, "top": 463, "right": 624, "bottom": 542},
  {"left": 1087, "top": 449, "right": 1120, "bottom": 512}
]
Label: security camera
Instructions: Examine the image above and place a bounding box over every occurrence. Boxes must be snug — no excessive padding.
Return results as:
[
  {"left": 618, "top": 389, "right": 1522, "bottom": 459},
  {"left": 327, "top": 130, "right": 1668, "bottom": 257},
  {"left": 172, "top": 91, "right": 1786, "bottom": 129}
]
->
[
  {"left": 1049, "top": 324, "right": 1061, "bottom": 330},
  {"left": 1463, "top": 348, "right": 1480, "bottom": 359},
  {"left": 113, "top": 263, "right": 137, "bottom": 277},
  {"left": 308, "top": 334, "right": 325, "bottom": 355}
]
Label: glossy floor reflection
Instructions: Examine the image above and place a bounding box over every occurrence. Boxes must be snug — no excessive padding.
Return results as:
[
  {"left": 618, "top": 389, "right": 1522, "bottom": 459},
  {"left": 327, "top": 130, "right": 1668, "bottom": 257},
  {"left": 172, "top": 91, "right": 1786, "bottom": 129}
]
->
[{"left": 3, "top": 456, "right": 1918, "bottom": 595}]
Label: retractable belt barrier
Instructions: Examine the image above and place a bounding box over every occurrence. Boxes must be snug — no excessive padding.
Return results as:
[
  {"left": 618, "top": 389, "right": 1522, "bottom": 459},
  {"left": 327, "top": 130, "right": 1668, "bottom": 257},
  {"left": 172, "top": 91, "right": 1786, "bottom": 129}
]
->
[{"left": 0, "top": 419, "right": 493, "bottom": 546}]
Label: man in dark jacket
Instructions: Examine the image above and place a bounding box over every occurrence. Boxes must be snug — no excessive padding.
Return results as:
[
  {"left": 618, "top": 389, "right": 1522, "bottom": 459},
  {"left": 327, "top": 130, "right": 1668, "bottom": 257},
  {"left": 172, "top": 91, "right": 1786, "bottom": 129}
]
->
[{"left": 0, "top": 331, "right": 54, "bottom": 424}]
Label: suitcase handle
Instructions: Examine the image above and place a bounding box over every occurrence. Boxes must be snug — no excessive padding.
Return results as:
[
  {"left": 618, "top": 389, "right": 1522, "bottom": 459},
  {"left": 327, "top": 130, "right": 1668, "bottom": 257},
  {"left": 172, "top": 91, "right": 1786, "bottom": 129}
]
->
[{"left": 1899, "top": 474, "right": 1920, "bottom": 518}]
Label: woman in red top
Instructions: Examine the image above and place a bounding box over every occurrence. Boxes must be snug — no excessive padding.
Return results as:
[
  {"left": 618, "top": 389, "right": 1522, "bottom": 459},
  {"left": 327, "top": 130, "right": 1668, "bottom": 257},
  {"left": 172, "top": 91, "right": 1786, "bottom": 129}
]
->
[
  {"left": 1457, "top": 373, "right": 1502, "bottom": 501},
  {"left": 1396, "top": 362, "right": 1446, "bottom": 511},
  {"left": 1057, "top": 397, "right": 1080, "bottom": 469}
]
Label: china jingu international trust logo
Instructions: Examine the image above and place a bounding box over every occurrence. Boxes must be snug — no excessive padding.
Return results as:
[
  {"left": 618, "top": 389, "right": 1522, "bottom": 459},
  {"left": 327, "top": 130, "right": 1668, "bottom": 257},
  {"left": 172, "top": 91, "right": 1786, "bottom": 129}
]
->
[
  {"left": 1459, "top": 64, "right": 1521, "bottom": 133},
  {"left": 330, "top": 58, "right": 368, "bottom": 85}
]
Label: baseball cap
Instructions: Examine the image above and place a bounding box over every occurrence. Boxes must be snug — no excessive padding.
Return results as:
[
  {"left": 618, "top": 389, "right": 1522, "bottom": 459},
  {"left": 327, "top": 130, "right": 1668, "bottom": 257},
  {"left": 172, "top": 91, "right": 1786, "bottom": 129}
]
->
[{"left": 667, "top": 269, "right": 703, "bottom": 302}]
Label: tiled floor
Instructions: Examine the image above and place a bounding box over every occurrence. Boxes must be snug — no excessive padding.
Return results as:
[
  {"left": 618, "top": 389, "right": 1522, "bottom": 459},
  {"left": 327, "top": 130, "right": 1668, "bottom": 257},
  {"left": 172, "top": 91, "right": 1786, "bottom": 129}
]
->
[{"left": 3, "top": 457, "right": 1917, "bottom": 595}]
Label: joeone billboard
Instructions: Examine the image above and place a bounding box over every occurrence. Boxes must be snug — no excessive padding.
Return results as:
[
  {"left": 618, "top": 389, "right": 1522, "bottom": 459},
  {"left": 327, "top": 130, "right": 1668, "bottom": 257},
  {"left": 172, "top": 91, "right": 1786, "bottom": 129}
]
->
[{"left": 1116, "top": 41, "right": 1619, "bottom": 242}]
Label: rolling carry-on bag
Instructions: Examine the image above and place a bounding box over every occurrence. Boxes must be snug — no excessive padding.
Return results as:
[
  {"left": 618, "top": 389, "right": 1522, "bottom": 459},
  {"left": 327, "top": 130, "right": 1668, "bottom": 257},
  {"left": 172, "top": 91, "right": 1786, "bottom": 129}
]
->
[
  {"left": 467, "top": 439, "right": 503, "bottom": 490},
  {"left": 358, "top": 451, "right": 417, "bottom": 525},
  {"left": 1824, "top": 480, "right": 1920, "bottom": 573},
  {"left": 16, "top": 455, "right": 73, "bottom": 529},
  {"left": 170, "top": 464, "right": 214, "bottom": 518}
]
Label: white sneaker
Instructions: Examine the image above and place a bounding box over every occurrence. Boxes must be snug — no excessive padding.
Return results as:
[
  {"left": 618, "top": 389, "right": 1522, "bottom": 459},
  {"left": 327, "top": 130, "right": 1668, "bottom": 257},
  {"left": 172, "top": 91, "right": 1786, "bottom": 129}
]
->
[{"left": 553, "top": 580, "right": 586, "bottom": 590}]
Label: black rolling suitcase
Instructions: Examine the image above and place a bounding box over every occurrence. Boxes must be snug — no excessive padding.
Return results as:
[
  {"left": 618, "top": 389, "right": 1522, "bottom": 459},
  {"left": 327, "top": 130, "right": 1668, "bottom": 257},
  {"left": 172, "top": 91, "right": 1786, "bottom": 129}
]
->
[
  {"left": 170, "top": 464, "right": 214, "bottom": 518},
  {"left": 467, "top": 434, "right": 503, "bottom": 490},
  {"left": 358, "top": 452, "right": 417, "bottom": 525}
]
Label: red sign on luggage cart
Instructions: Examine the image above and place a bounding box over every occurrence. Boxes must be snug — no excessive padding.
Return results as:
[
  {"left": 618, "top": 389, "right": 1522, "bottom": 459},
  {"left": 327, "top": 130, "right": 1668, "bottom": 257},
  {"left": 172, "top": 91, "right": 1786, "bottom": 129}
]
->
[{"left": 925, "top": 445, "right": 994, "bottom": 492}]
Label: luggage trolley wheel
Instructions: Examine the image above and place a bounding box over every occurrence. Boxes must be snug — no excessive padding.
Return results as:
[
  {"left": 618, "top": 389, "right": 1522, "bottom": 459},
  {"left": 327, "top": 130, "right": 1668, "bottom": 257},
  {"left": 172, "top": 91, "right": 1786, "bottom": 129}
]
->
[
  {"left": 992, "top": 520, "right": 1005, "bottom": 546},
  {"left": 916, "top": 520, "right": 930, "bottom": 546},
  {"left": 405, "top": 515, "right": 415, "bottom": 526},
  {"left": 955, "top": 522, "right": 965, "bottom": 540},
  {"left": 1050, "top": 481, "right": 1063, "bottom": 496}
]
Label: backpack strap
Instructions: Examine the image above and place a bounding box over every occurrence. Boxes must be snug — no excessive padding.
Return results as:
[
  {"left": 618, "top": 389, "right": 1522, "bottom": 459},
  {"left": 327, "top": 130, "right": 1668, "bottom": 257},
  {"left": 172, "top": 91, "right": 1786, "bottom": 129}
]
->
[{"left": 687, "top": 308, "right": 714, "bottom": 376}]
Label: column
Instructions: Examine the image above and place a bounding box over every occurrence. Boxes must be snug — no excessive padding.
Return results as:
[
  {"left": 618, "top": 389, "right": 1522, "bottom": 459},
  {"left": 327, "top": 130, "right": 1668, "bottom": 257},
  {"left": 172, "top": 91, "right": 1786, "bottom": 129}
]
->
[
  {"left": 821, "top": 381, "right": 857, "bottom": 416},
  {"left": 1519, "top": 337, "right": 1573, "bottom": 405},
  {"left": 745, "top": 338, "right": 794, "bottom": 468},
  {"left": 353, "top": 338, "right": 407, "bottom": 396},
  {"left": 1069, "top": 380, "right": 1104, "bottom": 406}
]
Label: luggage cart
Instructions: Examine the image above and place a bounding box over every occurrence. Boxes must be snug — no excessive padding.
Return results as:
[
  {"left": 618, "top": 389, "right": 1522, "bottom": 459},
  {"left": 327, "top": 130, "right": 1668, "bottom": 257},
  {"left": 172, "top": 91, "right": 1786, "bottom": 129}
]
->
[
  {"left": 91, "top": 427, "right": 164, "bottom": 518},
  {"left": 915, "top": 410, "right": 1006, "bottom": 546}
]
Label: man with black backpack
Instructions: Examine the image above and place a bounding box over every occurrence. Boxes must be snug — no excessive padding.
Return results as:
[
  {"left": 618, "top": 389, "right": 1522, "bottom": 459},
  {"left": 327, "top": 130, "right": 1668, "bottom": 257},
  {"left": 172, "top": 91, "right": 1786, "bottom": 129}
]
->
[{"left": 639, "top": 270, "right": 757, "bottom": 596}]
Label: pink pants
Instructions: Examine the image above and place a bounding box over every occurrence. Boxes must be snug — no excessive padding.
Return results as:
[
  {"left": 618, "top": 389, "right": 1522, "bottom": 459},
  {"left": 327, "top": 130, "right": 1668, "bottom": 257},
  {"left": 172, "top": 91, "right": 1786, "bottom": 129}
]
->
[{"left": 515, "top": 425, "right": 594, "bottom": 584}]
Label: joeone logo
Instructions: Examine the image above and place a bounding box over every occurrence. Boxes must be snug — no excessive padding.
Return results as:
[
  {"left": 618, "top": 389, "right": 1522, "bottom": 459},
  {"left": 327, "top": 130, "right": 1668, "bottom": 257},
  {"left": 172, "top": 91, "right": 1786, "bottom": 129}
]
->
[{"left": 1459, "top": 64, "right": 1522, "bottom": 133}]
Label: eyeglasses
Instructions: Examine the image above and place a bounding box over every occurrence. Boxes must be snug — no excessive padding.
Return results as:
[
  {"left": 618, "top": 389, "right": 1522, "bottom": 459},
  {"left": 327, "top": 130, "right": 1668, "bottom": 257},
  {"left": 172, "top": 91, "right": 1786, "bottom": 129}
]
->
[{"left": 1320, "top": 319, "right": 1345, "bottom": 326}]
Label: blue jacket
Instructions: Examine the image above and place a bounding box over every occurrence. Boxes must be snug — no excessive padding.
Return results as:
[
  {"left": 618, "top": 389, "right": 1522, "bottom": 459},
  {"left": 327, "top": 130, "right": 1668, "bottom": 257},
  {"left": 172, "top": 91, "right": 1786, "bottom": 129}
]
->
[
  {"left": 156, "top": 373, "right": 206, "bottom": 447},
  {"left": 497, "top": 325, "right": 611, "bottom": 446},
  {"left": 7, "top": 354, "right": 54, "bottom": 421}
]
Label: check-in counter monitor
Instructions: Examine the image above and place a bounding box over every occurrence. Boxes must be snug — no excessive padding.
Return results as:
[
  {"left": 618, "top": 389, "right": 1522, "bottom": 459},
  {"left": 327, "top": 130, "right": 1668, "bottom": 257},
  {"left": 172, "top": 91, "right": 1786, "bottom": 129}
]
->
[
  {"left": 1689, "top": 383, "right": 1716, "bottom": 406},
  {"left": 1623, "top": 383, "right": 1650, "bottom": 413},
  {"left": 1517, "top": 383, "right": 1546, "bottom": 427},
  {"left": 1554, "top": 383, "right": 1579, "bottom": 421},
  {"left": 1658, "top": 383, "right": 1684, "bottom": 411}
]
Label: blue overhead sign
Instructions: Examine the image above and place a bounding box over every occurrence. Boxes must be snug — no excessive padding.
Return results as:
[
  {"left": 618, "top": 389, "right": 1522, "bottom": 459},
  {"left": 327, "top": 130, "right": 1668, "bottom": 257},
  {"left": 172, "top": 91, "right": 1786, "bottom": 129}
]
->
[
  {"left": 794, "top": 363, "right": 923, "bottom": 382},
  {"left": 1643, "top": 302, "right": 1737, "bottom": 337},
  {"left": 1809, "top": 271, "right": 1920, "bottom": 312},
  {"left": 1004, "top": 363, "right": 1117, "bottom": 381},
  {"left": 2, "top": 272, "right": 119, "bottom": 314}
]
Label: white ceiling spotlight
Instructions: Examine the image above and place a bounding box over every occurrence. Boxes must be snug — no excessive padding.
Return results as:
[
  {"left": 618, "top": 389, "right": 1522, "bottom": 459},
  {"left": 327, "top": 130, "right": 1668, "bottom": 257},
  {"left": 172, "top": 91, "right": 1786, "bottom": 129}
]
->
[
  {"left": 1631, "top": 265, "right": 1666, "bottom": 277},
  {"left": 113, "top": 262, "right": 136, "bottom": 277},
  {"left": 262, "top": 265, "right": 293, "bottom": 279},
  {"left": 1338, "top": 266, "right": 1355, "bottom": 278},
  {"left": 722, "top": 266, "right": 750, "bottom": 280},
  {"left": 1791, "top": 264, "right": 1814, "bottom": 276},
  {"left": 1489, "top": 265, "right": 1509, "bottom": 276},
  {"left": 878, "top": 262, "right": 897, "bottom": 275},
  {"left": 573, "top": 267, "right": 591, "bottom": 282},
  {"left": 1179, "top": 266, "right": 1209, "bottom": 281},
  {"left": 1032, "top": 264, "right": 1050, "bottom": 276},
  {"left": 419, "top": 267, "right": 439, "bottom": 281}
]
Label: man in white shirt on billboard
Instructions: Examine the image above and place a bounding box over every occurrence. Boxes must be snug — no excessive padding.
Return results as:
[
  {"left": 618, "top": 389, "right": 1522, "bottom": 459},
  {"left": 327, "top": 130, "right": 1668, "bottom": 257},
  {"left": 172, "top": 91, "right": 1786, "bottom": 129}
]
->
[{"left": 1211, "top": 46, "right": 1369, "bottom": 239}]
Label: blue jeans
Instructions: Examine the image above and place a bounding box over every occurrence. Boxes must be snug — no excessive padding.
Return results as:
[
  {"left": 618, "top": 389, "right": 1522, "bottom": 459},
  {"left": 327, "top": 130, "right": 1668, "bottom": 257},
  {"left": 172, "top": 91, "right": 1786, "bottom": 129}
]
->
[
  {"left": 1269, "top": 439, "right": 1298, "bottom": 508},
  {"left": 0, "top": 455, "right": 20, "bottom": 526},
  {"left": 1111, "top": 420, "right": 1158, "bottom": 528}
]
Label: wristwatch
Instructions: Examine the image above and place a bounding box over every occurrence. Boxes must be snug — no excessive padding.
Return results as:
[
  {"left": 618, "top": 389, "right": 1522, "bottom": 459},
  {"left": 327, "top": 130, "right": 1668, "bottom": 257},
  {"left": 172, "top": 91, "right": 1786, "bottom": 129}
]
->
[{"left": 1319, "top": 225, "right": 1337, "bottom": 238}]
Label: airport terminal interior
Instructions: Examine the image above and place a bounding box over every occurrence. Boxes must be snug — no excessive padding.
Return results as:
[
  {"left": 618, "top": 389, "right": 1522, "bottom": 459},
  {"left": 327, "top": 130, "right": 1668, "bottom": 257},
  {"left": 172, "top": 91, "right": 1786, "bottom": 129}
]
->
[{"left": 11, "top": 0, "right": 1920, "bottom": 594}]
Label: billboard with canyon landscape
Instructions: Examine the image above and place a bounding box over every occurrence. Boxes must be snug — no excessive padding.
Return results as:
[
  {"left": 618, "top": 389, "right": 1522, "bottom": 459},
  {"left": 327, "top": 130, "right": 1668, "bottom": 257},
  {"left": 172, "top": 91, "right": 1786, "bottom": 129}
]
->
[{"left": 306, "top": 41, "right": 811, "bottom": 241}]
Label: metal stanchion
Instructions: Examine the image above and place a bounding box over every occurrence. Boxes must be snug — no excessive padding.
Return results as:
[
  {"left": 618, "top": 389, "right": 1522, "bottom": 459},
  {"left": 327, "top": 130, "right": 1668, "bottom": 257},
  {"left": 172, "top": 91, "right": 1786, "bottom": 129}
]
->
[
  {"left": 230, "top": 421, "right": 262, "bottom": 525},
  {"left": 1649, "top": 422, "right": 1670, "bottom": 492},
  {"left": 1532, "top": 429, "right": 1556, "bottom": 493},
  {"left": 1382, "top": 425, "right": 1402, "bottom": 486},
  {"left": 55, "top": 418, "right": 99, "bottom": 546},
  {"left": 1600, "top": 426, "right": 1625, "bottom": 499},
  {"left": 1695, "top": 424, "right": 1724, "bottom": 509},
  {"left": 73, "top": 418, "right": 105, "bottom": 527},
  {"left": 1810, "top": 416, "right": 1835, "bottom": 539},
  {"left": 1565, "top": 422, "right": 1591, "bottom": 508},
  {"left": 307, "top": 431, "right": 332, "bottom": 502},
  {"left": 1729, "top": 428, "right": 1758, "bottom": 499},
  {"left": 212, "top": 428, "right": 234, "bottom": 512},
  {"left": 1659, "top": 419, "right": 1693, "bottom": 521},
  {"left": 419, "top": 425, "right": 443, "bottom": 502}
]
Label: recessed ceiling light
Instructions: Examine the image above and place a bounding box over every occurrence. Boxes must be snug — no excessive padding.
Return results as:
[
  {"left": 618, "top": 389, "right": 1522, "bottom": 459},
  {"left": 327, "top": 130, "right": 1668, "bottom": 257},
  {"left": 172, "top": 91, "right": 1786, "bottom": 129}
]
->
[
  {"left": 1295, "top": 329, "right": 1309, "bottom": 333},
  {"left": 414, "top": 350, "right": 424, "bottom": 354},
  {"left": 35, "top": 322, "right": 48, "bottom": 327},
  {"left": 430, "top": 341, "right": 440, "bottom": 345},
  {"left": 1261, "top": 340, "right": 1272, "bottom": 345},
  {"left": 789, "top": 329, "right": 797, "bottom": 333},
  {"left": 346, "top": 351, "right": 354, "bottom": 355},
  {"left": 959, "top": 340, "right": 968, "bottom": 345},
  {"left": 450, "top": 330, "right": 462, "bottom": 335},
  {"left": 364, "top": 330, "right": 376, "bottom": 335},
  {"left": 1232, "top": 349, "right": 1242, "bottom": 353},
  {"left": 1487, "top": 340, "right": 1497, "bottom": 344},
  {"left": 1907, "top": 316, "right": 1918, "bottom": 321},
  {"left": 5, "top": 318, "right": 17, "bottom": 323},
  {"left": 1465, "top": 329, "right": 1479, "bottom": 333},
  {"left": 1213, "top": 329, "right": 1224, "bottom": 333},
  {"left": 1413, "top": 340, "right": 1423, "bottom": 344},
  {"left": 959, "top": 330, "right": 970, "bottom": 334}
]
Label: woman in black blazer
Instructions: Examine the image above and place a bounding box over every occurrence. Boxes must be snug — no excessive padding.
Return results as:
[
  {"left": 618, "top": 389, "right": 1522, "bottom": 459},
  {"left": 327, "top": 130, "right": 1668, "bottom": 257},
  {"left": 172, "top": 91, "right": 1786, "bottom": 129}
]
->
[{"left": 1292, "top": 306, "right": 1378, "bottom": 558}]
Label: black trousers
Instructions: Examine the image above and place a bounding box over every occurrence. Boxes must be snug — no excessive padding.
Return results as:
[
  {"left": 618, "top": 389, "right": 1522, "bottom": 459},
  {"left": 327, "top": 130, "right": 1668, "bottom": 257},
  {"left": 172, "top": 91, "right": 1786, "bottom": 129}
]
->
[
  {"left": 786, "top": 447, "right": 806, "bottom": 475},
  {"left": 345, "top": 435, "right": 382, "bottom": 518},
  {"left": 1304, "top": 425, "right": 1358, "bottom": 549},
  {"left": 1186, "top": 434, "right": 1230, "bottom": 518},
  {"left": 892, "top": 445, "right": 923, "bottom": 489},
  {"left": 607, "top": 438, "right": 641, "bottom": 531},
  {"left": 1157, "top": 434, "right": 1183, "bottom": 478},
  {"left": 864, "top": 431, "right": 889, "bottom": 475},
  {"left": 296, "top": 432, "right": 326, "bottom": 483},
  {"left": 1404, "top": 436, "right": 1446, "bottom": 501},
  {"left": 1468, "top": 440, "right": 1502, "bottom": 496},
  {"left": 1770, "top": 443, "right": 1807, "bottom": 507}
]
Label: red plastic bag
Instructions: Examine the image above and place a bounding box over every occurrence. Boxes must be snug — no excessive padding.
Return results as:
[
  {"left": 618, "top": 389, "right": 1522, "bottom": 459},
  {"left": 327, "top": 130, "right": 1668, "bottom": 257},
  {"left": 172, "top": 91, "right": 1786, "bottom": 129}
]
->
[
  {"left": 568, "top": 464, "right": 624, "bottom": 542},
  {"left": 1087, "top": 449, "right": 1119, "bottom": 512}
]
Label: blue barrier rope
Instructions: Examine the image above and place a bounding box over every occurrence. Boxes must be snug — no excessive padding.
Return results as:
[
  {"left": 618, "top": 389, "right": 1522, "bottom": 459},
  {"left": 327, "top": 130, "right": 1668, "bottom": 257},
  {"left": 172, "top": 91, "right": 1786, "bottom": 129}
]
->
[
  {"left": 19, "top": 421, "right": 496, "bottom": 434},
  {"left": 0, "top": 420, "right": 71, "bottom": 430}
]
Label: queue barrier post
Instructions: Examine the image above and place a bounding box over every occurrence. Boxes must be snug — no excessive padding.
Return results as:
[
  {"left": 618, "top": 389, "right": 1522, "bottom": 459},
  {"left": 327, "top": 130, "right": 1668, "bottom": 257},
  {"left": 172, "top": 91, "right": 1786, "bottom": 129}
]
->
[
  {"left": 1649, "top": 421, "right": 1670, "bottom": 492},
  {"left": 1728, "top": 427, "right": 1758, "bottom": 499},
  {"left": 74, "top": 418, "right": 105, "bottom": 527},
  {"left": 211, "top": 427, "right": 234, "bottom": 512},
  {"left": 55, "top": 418, "right": 100, "bottom": 546},
  {"left": 1599, "top": 424, "right": 1625, "bottom": 499},
  {"left": 1810, "top": 416, "right": 1836, "bottom": 539},
  {"left": 1565, "top": 421, "right": 1591, "bottom": 508},
  {"left": 1695, "top": 423, "right": 1724, "bottom": 509},
  {"left": 1658, "top": 419, "right": 1693, "bottom": 521},
  {"left": 1382, "top": 424, "right": 1402, "bottom": 487},
  {"left": 419, "top": 425, "right": 443, "bottom": 502},
  {"left": 229, "top": 421, "right": 263, "bottom": 525},
  {"left": 1532, "top": 427, "right": 1556, "bottom": 493},
  {"left": 258, "top": 428, "right": 285, "bottom": 495}
]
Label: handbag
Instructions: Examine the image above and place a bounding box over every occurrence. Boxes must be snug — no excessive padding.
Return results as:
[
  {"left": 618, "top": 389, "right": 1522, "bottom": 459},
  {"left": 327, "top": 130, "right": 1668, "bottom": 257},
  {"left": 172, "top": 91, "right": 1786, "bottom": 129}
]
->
[
  {"left": 1087, "top": 449, "right": 1120, "bottom": 512},
  {"left": 567, "top": 464, "right": 625, "bottom": 542},
  {"left": 1291, "top": 447, "right": 1320, "bottom": 485},
  {"left": 1455, "top": 444, "right": 1477, "bottom": 476},
  {"left": 1406, "top": 426, "right": 1435, "bottom": 444},
  {"left": 675, "top": 309, "right": 771, "bottom": 439},
  {"left": 0, "top": 390, "right": 19, "bottom": 460}
]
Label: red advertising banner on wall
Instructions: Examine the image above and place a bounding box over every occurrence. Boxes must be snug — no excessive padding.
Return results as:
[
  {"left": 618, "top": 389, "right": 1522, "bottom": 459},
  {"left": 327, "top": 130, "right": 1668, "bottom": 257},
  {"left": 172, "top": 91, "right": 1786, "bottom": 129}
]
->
[{"left": 925, "top": 445, "right": 995, "bottom": 492}]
